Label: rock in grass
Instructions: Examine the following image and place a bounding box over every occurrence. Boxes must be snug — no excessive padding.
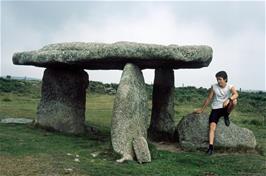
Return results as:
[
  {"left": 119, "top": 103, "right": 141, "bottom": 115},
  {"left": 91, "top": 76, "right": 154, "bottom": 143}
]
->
[
  {"left": 64, "top": 168, "right": 73, "bottom": 174},
  {"left": 74, "top": 158, "right": 80, "bottom": 162},
  {"left": 0, "top": 118, "right": 33, "bottom": 124},
  {"left": 176, "top": 113, "right": 257, "bottom": 150}
]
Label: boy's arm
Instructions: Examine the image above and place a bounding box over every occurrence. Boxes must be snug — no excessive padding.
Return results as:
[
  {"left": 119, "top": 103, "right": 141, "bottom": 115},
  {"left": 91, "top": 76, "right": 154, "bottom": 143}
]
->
[
  {"left": 223, "top": 86, "right": 239, "bottom": 107},
  {"left": 230, "top": 86, "right": 239, "bottom": 100},
  {"left": 194, "top": 87, "right": 214, "bottom": 114}
]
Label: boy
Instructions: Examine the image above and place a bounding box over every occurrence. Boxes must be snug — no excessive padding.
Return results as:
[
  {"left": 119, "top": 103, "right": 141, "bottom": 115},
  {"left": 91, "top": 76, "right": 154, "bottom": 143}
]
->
[{"left": 194, "top": 71, "right": 238, "bottom": 155}]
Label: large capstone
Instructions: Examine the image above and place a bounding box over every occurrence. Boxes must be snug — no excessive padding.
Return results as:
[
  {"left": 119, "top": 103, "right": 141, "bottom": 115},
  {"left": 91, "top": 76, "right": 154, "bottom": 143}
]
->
[
  {"left": 148, "top": 68, "right": 176, "bottom": 142},
  {"left": 12, "top": 42, "right": 212, "bottom": 69},
  {"left": 111, "top": 63, "right": 149, "bottom": 162},
  {"left": 36, "top": 68, "right": 88, "bottom": 134},
  {"left": 176, "top": 113, "right": 257, "bottom": 150}
]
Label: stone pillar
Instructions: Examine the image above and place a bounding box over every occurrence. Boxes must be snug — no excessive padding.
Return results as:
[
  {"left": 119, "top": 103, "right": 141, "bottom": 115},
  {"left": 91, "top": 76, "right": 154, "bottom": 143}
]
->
[
  {"left": 36, "top": 68, "right": 88, "bottom": 134},
  {"left": 148, "top": 68, "right": 176, "bottom": 141},
  {"left": 111, "top": 63, "right": 151, "bottom": 163}
]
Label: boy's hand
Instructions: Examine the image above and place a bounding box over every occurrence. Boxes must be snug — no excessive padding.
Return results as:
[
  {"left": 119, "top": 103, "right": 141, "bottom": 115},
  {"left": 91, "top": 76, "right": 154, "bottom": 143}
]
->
[
  {"left": 193, "top": 108, "right": 203, "bottom": 114},
  {"left": 223, "top": 99, "right": 230, "bottom": 108}
]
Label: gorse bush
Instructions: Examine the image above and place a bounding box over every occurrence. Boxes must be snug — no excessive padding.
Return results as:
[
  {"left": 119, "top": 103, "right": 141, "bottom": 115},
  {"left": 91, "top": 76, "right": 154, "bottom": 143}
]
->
[
  {"left": 2, "top": 97, "right": 11, "bottom": 102},
  {"left": 0, "top": 78, "right": 41, "bottom": 96}
]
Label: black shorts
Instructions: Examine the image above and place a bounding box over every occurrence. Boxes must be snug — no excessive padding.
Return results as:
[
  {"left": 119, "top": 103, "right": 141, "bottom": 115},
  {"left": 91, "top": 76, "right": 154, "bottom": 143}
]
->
[{"left": 209, "top": 108, "right": 227, "bottom": 124}]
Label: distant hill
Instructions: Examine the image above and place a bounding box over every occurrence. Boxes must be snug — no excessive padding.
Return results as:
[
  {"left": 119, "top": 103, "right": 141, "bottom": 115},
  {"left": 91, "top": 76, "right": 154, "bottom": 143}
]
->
[
  {"left": 1, "top": 77, "right": 265, "bottom": 120},
  {"left": 0, "top": 77, "right": 41, "bottom": 95},
  {"left": 0, "top": 75, "right": 41, "bottom": 81}
]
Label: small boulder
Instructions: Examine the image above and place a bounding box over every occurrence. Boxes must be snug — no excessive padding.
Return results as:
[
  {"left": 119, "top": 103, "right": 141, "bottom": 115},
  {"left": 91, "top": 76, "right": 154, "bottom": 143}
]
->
[{"left": 176, "top": 113, "right": 257, "bottom": 150}]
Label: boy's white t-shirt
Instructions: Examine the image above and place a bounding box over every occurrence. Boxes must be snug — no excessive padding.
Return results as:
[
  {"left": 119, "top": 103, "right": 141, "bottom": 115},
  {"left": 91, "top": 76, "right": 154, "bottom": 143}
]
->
[{"left": 211, "top": 83, "right": 233, "bottom": 109}]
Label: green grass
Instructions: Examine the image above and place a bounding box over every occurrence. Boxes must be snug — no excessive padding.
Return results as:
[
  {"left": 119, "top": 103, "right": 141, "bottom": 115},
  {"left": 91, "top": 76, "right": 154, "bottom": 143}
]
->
[
  {"left": 0, "top": 93, "right": 39, "bottom": 119},
  {"left": 1, "top": 123, "right": 265, "bottom": 176},
  {"left": 85, "top": 94, "right": 114, "bottom": 131},
  {"left": 1, "top": 86, "right": 266, "bottom": 175}
]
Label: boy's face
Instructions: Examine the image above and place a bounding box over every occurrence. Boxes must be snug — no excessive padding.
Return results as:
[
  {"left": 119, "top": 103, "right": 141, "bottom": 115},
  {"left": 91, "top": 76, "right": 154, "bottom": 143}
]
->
[{"left": 216, "top": 77, "right": 227, "bottom": 87}]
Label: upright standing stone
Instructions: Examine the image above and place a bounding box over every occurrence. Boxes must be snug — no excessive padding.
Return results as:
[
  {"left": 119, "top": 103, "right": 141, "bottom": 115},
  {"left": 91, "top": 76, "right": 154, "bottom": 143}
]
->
[
  {"left": 148, "top": 68, "right": 176, "bottom": 141},
  {"left": 36, "top": 68, "right": 88, "bottom": 134},
  {"left": 111, "top": 63, "right": 150, "bottom": 163}
]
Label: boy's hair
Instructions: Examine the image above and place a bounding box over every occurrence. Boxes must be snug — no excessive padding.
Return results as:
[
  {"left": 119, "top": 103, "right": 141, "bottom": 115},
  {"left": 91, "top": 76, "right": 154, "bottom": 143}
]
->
[{"left": 215, "top": 71, "right": 228, "bottom": 82}]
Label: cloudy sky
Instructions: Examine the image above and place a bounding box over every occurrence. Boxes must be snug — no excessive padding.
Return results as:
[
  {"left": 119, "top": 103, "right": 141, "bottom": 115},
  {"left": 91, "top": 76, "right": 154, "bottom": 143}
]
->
[{"left": 1, "top": 1, "right": 265, "bottom": 91}]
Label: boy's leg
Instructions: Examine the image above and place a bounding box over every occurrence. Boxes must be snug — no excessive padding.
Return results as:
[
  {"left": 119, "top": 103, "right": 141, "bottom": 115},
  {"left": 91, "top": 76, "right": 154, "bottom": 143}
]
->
[
  {"left": 224, "top": 99, "right": 237, "bottom": 126},
  {"left": 227, "top": 99, "right": 238, "bottom": 113},
  {"left": 207, "top": 122, "right": 217, "bottom": 155},
  {"left": 208, "top": 109, "right": 221, "bottom": 155},
  {"left": 209, "top": 122, "right": 217, "bottom": 145}
]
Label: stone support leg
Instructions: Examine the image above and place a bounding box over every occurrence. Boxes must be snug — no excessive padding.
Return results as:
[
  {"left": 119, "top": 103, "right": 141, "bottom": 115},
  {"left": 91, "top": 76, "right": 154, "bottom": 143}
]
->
[
  {"left": 148, "top": 68, "right": 176, "bottom": 141},
  {"left": 36, "top": 68, "right": 88, "bottom": 134}
]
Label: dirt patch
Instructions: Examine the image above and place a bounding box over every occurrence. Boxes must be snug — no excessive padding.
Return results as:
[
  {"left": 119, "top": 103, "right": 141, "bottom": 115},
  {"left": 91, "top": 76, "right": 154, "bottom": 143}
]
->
[
  {"left": 0, "top": 155, "right": 54, "bottom": 176},
  {"left": 151, "top": 141, "right": 183, "bottom": 153},
  {"left": 151, "top": 142, "right": 261, "bottom": 156}
]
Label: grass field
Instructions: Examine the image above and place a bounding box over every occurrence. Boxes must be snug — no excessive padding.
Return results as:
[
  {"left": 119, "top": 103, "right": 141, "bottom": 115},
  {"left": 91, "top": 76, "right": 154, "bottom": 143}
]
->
[{"left": 0, "top": 79, "right": 265, "bottom": 176}]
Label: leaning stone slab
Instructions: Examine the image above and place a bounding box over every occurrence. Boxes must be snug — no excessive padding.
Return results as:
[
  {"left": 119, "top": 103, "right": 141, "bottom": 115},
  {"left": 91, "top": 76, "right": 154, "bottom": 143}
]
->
[
  {"left": 176, "top": 113, "right": 257, "bottom": 150},
  {"left": 111, "top": 63, "right": 149, "bottom": 162},
  {"left": 13, "top": 42, "right": 212, "bottom": 69},
  {"left": 36, "top": 68, "right": 88, "bottom": 134},
  {"left": 133, "top": 137, "right": 151, "bottom": 164}
]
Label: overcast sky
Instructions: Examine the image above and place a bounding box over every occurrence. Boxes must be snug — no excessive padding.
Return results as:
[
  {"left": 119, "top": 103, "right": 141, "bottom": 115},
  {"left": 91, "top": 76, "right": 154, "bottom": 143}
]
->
[{"left": 1, "top": 1, "right": 265, "bottom": 91}]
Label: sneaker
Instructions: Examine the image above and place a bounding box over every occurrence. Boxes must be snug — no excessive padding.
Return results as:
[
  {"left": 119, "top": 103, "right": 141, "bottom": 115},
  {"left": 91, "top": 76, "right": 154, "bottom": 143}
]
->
[
  {"left": 224, "top": 116, "right": 230, "bottom": 126},
  {"left": 206, "top": 148, "right": 213, "bottom": 155}
]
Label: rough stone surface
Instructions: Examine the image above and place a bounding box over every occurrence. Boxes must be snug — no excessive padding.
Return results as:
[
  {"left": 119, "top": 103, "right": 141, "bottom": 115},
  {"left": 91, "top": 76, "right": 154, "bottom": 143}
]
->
[
  {"left": 13, "top": 42, "right": 212, "bottom": 69},
  {"left": 36, "top": 68, "right": 88, "bottom": 134},
  {"left": 111, "top": 63, "right": 149, "bottom": 160},
  {"left": 148, "top": 68, "right": 176, "bottom": 142},
  {"left": 176, "top": 113, "right": 257, "bottom": 149},
  {"left": 133, "top": 137, "right": 151, "bottom": 163}
]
